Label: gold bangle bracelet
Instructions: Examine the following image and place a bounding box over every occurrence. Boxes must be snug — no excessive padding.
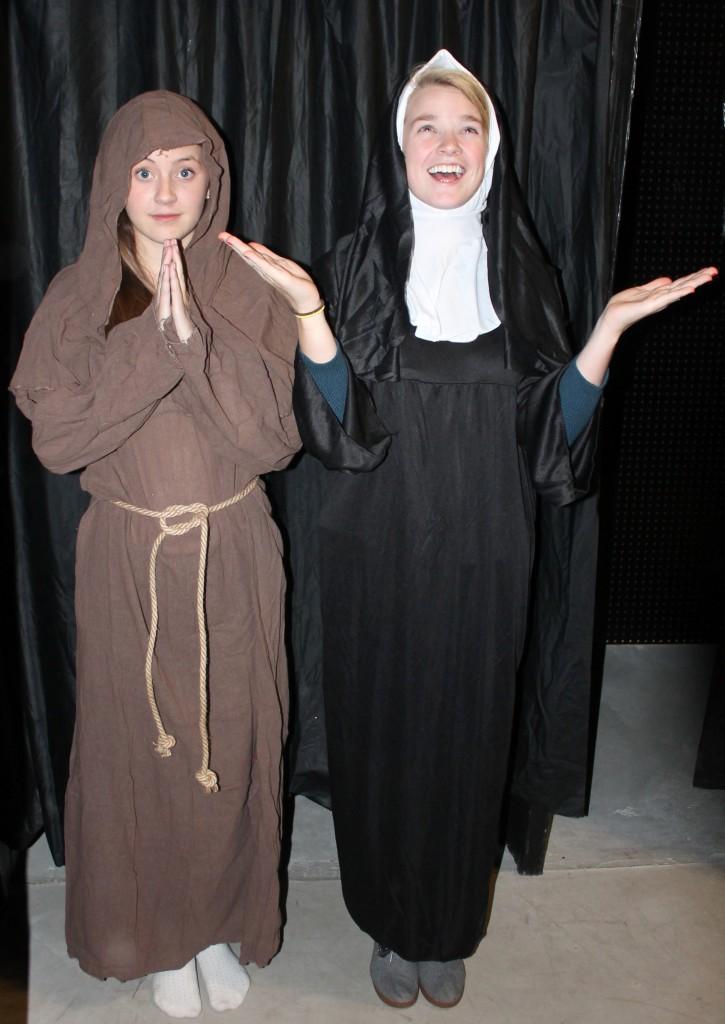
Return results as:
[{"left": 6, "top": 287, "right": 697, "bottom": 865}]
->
[{"left": 294, "top": 301, "right": 326, "bottom": 320}]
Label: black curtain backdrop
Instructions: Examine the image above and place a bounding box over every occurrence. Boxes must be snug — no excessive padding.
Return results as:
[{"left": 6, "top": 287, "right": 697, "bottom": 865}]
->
[
  {"left": 5, "top": 0, "right": 641, "bottom": 867},
  {"left": 601, "top": 0, "right": 725, "bottom": 645}
]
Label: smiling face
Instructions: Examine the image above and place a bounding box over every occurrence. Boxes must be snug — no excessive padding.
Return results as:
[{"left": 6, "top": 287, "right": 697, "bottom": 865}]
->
[
  {"left": 402, "top": 84, "right": 488, "bottom": 209},
  {"left": 124, "top": 145, "right": 210, "bottom": 269}
]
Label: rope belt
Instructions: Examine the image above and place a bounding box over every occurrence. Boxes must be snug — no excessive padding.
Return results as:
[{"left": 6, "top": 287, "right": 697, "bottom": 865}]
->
[{"left": 112, "top": 478, "right": 259, "bottom": 793}]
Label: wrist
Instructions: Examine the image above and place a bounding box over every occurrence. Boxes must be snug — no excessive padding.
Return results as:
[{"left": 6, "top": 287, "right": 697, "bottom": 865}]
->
[
  {"left": 589, "top": 310, "right": 621, "bottom": 352},
  {"left": 294, "top": 300, "right": 326, "bottom": 321},
  {"left": 293, "top": 294, "right": 323, "bottom": 317}
]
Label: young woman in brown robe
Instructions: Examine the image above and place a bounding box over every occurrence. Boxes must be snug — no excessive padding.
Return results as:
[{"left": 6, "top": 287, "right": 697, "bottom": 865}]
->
[{"left": 11, "top": 91, "right": 300, "bottom": 1017}]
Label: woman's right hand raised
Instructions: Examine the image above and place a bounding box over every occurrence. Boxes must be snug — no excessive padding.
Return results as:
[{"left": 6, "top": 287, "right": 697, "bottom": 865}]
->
[
  {"left": 219, "top": 233, "right": 337, "bottom": 363},
  {"left": 219, "top": 233, "right": 322, "bottom": 315}
]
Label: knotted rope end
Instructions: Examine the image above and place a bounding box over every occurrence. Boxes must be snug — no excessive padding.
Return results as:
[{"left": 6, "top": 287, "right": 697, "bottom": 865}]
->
[
  {"left": 196, "top": 768, "right": 219, "bottom": 793},
  {"left": 154, "top": 733, "right": 176, "bottom": 758}
]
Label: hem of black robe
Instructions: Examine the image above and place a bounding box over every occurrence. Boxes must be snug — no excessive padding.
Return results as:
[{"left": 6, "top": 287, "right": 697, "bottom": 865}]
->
[
  {"left": 355, "top": 922, "right": 487, "bottom": 964},
  {"left": 339, "top": 888, "right": 489, "bottom": 963},
  {"left": 288, "top": 769, "right": 332, "bottom": 808},
  {"left": 512, "top": 774, "right": 589, "bottom": 819}
]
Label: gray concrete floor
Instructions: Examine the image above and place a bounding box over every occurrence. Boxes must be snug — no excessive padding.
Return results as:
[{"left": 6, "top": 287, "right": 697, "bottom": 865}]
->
[{"left": 16, "top": 646, "right": 725, "bottom": 1021}]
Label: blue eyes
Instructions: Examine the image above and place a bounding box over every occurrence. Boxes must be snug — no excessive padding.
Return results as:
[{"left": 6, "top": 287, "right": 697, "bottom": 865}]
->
[{"left": 133, "top": 166, "right": 196, "bottom": 181}]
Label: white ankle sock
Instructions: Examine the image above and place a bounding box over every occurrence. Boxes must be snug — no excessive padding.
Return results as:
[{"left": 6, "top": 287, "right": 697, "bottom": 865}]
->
[
  {"left": 196, "top": 943, "right": 250, "bottom": 1011},
  {"left": 152, "top": 959, "right": 201, "bottom": 1019}
]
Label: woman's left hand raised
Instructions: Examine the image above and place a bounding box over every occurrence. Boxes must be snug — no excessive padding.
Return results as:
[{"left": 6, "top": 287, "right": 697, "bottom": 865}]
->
[{"left": 601, "top": 266, "right": 717, "bottom": 336}]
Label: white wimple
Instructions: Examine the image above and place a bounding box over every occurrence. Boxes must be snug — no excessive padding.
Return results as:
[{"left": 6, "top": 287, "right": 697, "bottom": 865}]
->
[{"left": 397, "top": 49, "right": 502, "bottom": 342}]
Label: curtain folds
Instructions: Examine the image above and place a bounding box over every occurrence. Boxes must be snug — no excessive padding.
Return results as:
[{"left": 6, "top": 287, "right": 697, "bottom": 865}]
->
[{"left": 6, "top": 0, "right": 642, "bottom": 865}]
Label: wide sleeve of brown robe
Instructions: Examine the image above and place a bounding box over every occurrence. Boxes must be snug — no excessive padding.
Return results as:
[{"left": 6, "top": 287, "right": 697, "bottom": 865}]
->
[
  {"left": 11, "top": 268, "right": 184, "bottom": 474},
  {"left": 11, "top": 259, "right": 301, "bottom": 478}
]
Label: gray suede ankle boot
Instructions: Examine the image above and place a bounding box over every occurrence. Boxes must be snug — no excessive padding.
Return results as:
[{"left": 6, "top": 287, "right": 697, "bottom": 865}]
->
[
  {"left": 369, "top": 943, "right": 419, "bottom": 1008},
  {"left": 418, "top": 958, "right": 466, "bottom": 1008}
]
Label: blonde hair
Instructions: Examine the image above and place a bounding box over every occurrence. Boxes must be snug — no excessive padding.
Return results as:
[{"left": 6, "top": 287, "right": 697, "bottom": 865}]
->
[{"left": 408, "top": 68, "right": 490, "bottom": 139}]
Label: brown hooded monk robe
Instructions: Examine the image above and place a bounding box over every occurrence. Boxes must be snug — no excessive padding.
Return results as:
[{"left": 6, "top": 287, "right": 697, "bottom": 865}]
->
[{"left": 11, "top": 92, "right": 300, "bottom": 981}]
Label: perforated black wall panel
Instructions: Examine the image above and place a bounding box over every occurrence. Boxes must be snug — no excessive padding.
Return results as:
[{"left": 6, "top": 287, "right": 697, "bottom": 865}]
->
[{"left": 600, "top": 0, "right": 725, "bottom": 642}]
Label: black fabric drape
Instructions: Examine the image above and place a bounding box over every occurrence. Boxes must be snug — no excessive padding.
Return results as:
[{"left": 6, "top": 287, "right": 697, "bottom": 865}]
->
[
  {"left": 694, "top": 637, "right": 725, "bottom": 790},
  {"left": 7, "top": 0, "right": 641, "bottom": 867}
]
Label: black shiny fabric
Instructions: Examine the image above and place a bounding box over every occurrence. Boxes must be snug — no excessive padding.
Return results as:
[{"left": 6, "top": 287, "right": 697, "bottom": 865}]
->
[
  {"left": 694, "top": 638, "right": 725, "bottom": 790},
  {"left": 6, "top": 0, "right": 641, "bottom": 869}
]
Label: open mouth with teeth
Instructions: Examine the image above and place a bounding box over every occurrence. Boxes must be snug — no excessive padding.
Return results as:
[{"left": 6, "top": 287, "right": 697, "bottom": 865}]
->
[{"left": 428, "top": 164, "right": 465, "bottom": 183}]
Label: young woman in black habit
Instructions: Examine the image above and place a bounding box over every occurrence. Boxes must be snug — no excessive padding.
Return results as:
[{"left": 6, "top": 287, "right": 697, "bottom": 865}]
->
[{"left": 222, "top": 51, "right": 715, "bottom": 1009}]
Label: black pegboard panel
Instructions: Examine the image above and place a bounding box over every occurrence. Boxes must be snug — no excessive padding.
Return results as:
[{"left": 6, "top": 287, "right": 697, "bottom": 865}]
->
[{"left": 601, "top": 0, "right": 725, "bottom": 643}]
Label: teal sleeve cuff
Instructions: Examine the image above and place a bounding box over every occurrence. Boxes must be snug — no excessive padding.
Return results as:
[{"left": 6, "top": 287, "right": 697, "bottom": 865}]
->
[
  {"left": 300, "top": 346, "right": 349, "bottom": 422},
  {"left": 559, "top": 360, "right": 607, "bottom": 445}
]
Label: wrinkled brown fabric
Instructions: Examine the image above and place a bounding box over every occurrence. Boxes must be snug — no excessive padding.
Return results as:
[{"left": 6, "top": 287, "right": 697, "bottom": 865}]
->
[{"left": 11, "top": 91, "right": 300, "bottom": 981}]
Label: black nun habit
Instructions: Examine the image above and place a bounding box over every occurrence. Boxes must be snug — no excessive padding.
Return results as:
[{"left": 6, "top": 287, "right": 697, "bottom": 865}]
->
[{"left": 290, "top": 59, "right": 601, "bottom": 961}]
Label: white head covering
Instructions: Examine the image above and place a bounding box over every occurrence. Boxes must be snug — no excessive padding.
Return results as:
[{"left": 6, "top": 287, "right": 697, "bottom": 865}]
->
[{"left": 397, "top": 49, "right": 501, "bottom": 342}]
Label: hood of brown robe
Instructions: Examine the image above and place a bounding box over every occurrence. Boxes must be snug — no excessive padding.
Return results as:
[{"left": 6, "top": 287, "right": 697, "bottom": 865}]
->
[
  {"left": 12, "top": 90, "right": 299, "bottom": 424},
  {"left": 79, "top": 90, "right": 232, "bottom": 326}
]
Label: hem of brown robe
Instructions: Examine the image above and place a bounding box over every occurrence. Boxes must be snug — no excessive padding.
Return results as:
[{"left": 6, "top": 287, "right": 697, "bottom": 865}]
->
[{"left": 67, "top": 930, "right": 281, "bottom": 982}]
